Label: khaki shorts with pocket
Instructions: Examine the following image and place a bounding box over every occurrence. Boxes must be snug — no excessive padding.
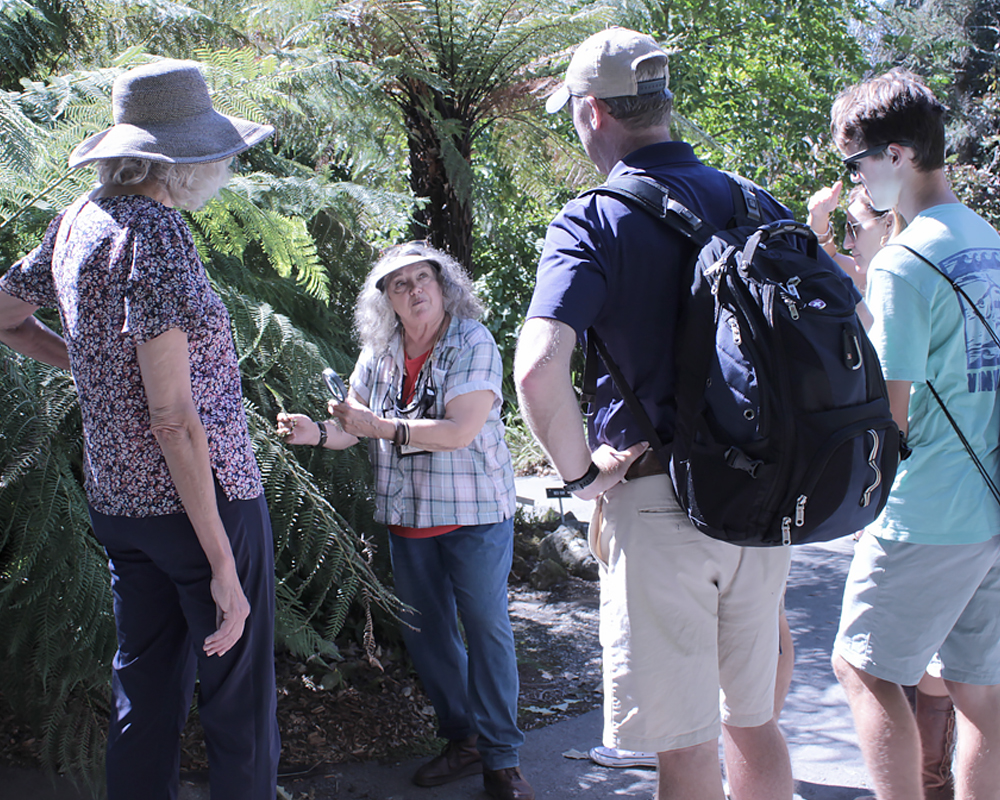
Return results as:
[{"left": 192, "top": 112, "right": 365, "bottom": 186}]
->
[{"left": 590, "top": 474, "right": 791, "bottom": 754}]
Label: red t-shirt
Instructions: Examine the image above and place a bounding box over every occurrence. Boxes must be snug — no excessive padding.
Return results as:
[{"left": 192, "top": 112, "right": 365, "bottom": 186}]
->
[{"left": 389, "top": 347, "right": 461, "bottom": 540}]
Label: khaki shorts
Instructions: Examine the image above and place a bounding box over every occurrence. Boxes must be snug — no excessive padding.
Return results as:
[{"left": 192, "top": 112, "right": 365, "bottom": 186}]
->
[
  {"left": 590, "top": 475, "right": 791, "bottom": 754},
  {"left": 835, "top": 532, "right": 1000, "bottom": 686}
]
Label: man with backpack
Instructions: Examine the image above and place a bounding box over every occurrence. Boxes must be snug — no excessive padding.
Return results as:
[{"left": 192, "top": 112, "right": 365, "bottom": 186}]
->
[
  {"left": 829, "top": 70, "right": 1000, "bottom": 800},
  {"left": 514, "top": 27, "right": 812, "bottom": 800}
]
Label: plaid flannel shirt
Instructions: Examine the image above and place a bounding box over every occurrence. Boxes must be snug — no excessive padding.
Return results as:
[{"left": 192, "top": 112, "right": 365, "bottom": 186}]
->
[{"left": 350, "top": 316, "right": 516, "bottom": 527}]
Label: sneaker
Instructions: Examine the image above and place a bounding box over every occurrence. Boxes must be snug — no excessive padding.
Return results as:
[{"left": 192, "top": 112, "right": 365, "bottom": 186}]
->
[{"left": 588, "top": 745, "right": 658, "bottom": 768}]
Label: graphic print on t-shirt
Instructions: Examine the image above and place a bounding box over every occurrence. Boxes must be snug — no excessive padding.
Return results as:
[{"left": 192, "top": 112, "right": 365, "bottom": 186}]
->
[{"left": 939, "top": 247, "right": 1000, "bottom": 391}]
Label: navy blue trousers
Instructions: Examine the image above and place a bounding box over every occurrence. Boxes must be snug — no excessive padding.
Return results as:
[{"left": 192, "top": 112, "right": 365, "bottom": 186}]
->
[{"left": 89, "top": 484, "right": 279, "bottom": 800}]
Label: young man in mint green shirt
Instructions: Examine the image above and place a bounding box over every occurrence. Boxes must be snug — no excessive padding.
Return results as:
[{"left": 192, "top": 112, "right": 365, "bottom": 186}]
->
[{"left": 830, "top": 68, "right": 1000, "bottom": 800}]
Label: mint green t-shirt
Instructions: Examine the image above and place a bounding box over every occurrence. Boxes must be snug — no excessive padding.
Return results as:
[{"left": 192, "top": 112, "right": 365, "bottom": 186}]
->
[{"left": 867, "top": 203, "right": 1000, "bottom": 544}]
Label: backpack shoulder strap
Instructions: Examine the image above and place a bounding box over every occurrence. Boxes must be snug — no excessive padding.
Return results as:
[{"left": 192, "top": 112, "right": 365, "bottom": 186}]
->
[
  {"left": 577, "top": 174, "right": 723, "bottom": 459},
  {"left": 723, "top": 172, "right": 762, "bottom": 226},
  {"left": 579, "top": 175, "right": 713, "bottom": 247},
  {"left": 584, "top": 330, "right": 666, "bottom": 453}
]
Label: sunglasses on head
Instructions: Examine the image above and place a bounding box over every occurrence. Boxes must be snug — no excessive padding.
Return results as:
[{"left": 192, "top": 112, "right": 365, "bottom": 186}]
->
[{"left": 842, "top": 140, "right": 913, "bottom": 176}]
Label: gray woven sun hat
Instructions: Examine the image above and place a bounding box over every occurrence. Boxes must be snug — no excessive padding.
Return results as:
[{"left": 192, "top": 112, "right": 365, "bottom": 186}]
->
[{"left": 68, "top": 59, "right": 274, "bottom": 168}]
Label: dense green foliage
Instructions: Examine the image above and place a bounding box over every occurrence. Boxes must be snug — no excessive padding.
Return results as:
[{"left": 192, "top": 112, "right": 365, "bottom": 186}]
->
[
  {"left": 656, "top": 0, "right": 870, "bottom": 206},
  {"left": 1, "top": 30, "right": 410, "bottom": 786}
]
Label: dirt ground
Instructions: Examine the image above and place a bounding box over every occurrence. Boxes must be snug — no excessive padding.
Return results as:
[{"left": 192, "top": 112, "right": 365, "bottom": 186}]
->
[
  {"left": 0, "top": 575, "right": 602, "bottom": 779},
  {"left": 177, "top": 577, "right": 602, "bottom": 779}
]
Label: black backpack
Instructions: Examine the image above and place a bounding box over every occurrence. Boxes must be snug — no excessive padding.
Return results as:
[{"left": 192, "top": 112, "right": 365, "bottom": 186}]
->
[{"left": 581, "top": 174, "right": 900, "bottom": 546}]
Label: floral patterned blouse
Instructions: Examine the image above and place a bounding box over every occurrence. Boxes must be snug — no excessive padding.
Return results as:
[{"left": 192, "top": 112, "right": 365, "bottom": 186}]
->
[{"left": 0, "top": 194, "right": 262, "bottom": 517}]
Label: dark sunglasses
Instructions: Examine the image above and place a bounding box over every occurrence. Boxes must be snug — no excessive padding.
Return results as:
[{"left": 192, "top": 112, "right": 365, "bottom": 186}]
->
[
  {"left": 842, "top": 141, "right": 913, "bottom": 176},
  {"left": 845, "top": 209, "right": 891, "bottom": 240},
  {"left": 382, "top": 363, "right": 438, "bottom": 420}
]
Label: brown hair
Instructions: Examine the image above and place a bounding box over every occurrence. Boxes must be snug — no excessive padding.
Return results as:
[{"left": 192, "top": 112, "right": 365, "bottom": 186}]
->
[
  {"left": 830, "top": 68, "right": 946, "bottom": 172},
  {"left": 595, "top": 61, "right": 672, "bottom": 131},
  {"left": 847, "top": 185, "right": 903, "bottom": 237}
]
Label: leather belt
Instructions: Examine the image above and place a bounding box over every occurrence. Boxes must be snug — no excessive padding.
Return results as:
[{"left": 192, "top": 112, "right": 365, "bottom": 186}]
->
[{"left": 624, "top": 449, "right": 666, "bottom": 482}]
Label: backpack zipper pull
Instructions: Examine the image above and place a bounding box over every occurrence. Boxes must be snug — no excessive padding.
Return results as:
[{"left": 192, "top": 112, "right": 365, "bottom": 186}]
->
[
  {"left": 795, "top": 494, "right": 807, "bottom": 526},
  {"left": 783, "top": 295, "right": 800, "bottom": 320},
  {"left": 785, "top": 276, "right": 801, "bottom": 299},
  {"left": 728, "top": 315, "right": 742, "bottom": 345},
  {"left": 781, "top": 516, "right": 792, "bottom": 545}
]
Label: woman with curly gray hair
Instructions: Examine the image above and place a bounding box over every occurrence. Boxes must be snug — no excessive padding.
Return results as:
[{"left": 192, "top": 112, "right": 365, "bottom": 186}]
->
[{"left": 277, "top": 240, "right": 533, "bottom": 800}]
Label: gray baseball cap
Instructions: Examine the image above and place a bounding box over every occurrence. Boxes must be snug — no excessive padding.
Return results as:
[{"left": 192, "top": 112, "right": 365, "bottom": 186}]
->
[{"left": 546, "top": 27, "right": 671, "bottom": 114}]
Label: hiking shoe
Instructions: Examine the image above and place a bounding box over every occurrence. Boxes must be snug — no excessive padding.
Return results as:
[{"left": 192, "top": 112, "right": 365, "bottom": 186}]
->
[
  {"left": 483, "top": 766, "right": 535, "bottom": 800},
  {"left": 412, "top": 735, "right": 482, "bottom": 786}
]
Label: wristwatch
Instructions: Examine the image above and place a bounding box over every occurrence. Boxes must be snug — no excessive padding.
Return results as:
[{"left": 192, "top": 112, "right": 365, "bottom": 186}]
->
[{"left": 563, "top": 462, "right": 600, "bottom": 493}]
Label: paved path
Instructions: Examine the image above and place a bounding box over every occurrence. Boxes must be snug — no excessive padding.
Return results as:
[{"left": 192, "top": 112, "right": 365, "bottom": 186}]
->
[
  {"left": 0, "top": 539, "right": 870, "bottom": 800},
  {"left": 269, "top": 539, "right": 868, "bottom": 800}
]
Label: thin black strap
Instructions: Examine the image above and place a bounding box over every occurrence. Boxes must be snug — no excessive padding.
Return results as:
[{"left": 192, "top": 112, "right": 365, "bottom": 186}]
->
[
  {"left": 925, "top": 380, "right": 1000, "bottom": 505},
  {"left": 887, "top": 243, "right": 1000, "bottom": 506},
  {"left": 888, "top": 242, "right": 1000, "bottom": 350},
  {"left": 586, "top": 329, "right": 665, "bottom": 452}
]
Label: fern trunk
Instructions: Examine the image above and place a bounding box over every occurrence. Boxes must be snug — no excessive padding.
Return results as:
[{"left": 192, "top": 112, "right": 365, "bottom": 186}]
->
[{"left": 402, "top": 82, "right": 475, "bottom": 268}]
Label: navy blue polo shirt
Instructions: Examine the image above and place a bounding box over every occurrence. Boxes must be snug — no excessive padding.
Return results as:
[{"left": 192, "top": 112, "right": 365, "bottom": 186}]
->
[{"left": 527, "top": 141, "right": 798, "bottom": 452}]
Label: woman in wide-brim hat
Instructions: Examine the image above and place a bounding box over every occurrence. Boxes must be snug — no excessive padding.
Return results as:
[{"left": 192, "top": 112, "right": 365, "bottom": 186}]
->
[{"left": 0, "top": 59, "right": 279, "bottom": 800}]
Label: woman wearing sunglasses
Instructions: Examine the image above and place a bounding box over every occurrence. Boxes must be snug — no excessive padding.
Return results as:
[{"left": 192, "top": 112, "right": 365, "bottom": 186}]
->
[
  {"left": 808, "top": 180, "right": 958, "bottom": 799},
  {"left": 276, "top": 241, "right": 532, "bottom": 800},
  {"left": 807, "top": 179, "right": 899, "bottom": 295}
]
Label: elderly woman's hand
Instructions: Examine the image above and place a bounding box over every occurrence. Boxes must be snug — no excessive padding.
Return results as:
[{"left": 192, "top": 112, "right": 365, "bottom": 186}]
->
[
  {"left": 204, "top": 562, "right": 251, "bottom": 657},
  {"left": 276, "top": 412, "right": 322, "bottom": 446},
  {"left": 330, "top": 397, "right": 394, "bottom": 440}
]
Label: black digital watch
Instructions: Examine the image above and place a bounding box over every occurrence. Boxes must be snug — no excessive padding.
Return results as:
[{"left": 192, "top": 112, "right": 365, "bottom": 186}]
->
[{"left": 563, "top": 462, "right": 600, "bottom": 493}]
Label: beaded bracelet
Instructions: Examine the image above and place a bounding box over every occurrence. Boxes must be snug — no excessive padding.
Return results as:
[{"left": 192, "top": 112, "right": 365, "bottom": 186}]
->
[{"left": 815, "top": 219, "right": 834, "bottom": 244}]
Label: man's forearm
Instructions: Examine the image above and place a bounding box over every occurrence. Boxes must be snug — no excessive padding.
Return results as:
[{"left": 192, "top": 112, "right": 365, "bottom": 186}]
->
[
  {"left": 516, "top": 317, "right": 650, "bottom": 500},
  {"left": 514, "top": 317, "right": 593, "bottom": 481}
]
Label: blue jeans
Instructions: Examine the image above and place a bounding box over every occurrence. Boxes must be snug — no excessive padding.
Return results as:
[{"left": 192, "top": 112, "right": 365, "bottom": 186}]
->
[{"left": 389, "top": 519, "right": 524, "bottom": 770}]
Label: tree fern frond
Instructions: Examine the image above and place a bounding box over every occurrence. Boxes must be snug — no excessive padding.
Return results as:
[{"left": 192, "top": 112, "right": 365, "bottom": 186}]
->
[
  {"left": 0, "top": 355, "right": 112, "bottom": 790},
  {"left": 192, "top": 186, "right": 329, "bottom": 302},
  {"left": 0, "top": 90, "right": 46, "bottom": 173}
]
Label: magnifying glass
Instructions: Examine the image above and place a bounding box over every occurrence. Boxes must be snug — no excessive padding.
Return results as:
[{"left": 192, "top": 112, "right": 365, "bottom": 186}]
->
[{"left": 322, "top": 368, "right": 347, "bottom": 402}]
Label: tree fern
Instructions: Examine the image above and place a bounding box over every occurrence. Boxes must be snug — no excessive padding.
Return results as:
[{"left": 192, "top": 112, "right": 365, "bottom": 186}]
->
[
  {"left": 193, "top": 185, "right": 330, "bottom": 301},
  {"left": 0, "top": 355, "right": 113, "bottom": 788},
  {"left": 311, "top": 0, "right": 612, "bottom": 264},
  {"left": 0, "top": 0, "right": 79, "bottom": 92}
]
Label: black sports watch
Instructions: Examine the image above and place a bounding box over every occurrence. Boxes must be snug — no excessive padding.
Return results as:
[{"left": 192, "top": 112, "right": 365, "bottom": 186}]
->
[{"left": 563, "top": 462, "right": 600, "bottom": 493}]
